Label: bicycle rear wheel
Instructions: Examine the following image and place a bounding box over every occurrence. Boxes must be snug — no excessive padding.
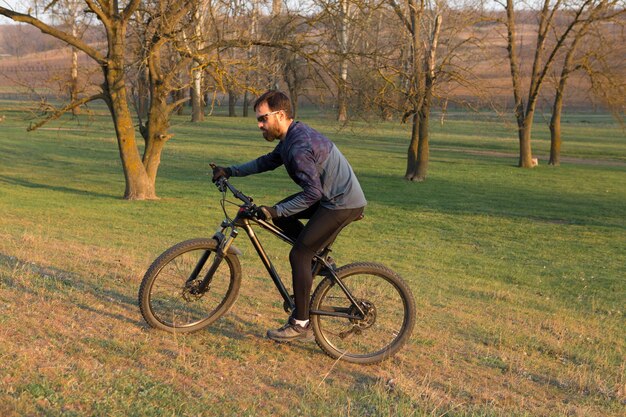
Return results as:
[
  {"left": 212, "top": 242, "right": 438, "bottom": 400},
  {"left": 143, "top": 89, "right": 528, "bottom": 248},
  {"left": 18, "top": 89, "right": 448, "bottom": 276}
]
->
[
  {"left": 310, "top": 262, "right": 415, "bottom": 364},
  {"left": 138, "top": 238, "right": 241, "bottom": 333}
]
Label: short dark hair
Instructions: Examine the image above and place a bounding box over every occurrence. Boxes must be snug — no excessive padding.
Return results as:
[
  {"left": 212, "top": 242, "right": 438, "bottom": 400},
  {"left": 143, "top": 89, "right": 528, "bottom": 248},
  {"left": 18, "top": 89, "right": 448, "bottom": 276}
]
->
[{"left": 253, "top": 90, "right": 293, "bottom": 120}]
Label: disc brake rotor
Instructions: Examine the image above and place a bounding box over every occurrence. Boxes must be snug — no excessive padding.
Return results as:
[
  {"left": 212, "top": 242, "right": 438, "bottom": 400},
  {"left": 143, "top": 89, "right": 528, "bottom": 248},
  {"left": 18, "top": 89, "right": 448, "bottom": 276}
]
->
[
  {"left": 181, "top": 280, "right": 207, "bottom": 302},
  {"left": 349, "top": 300, "right": 377, "bottom": 329},
  {"left": 338, "top": 300, "right": 377, "bottom": 338}
]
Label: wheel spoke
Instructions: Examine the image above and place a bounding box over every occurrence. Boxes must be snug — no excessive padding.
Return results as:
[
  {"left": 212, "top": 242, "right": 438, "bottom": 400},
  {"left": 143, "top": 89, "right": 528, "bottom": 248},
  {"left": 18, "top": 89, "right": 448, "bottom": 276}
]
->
[
  {"left": 311, "top": 263, "right": 415, "bottom": 364},
  {"left": 139, "top": 239, "right": 241, "bottom": 333}
]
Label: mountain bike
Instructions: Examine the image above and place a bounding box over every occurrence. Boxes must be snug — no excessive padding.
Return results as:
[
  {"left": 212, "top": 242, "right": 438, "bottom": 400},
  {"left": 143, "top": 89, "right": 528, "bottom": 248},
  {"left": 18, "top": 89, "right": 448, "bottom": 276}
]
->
[{"left": 138, "top": 176, "right": 416, "bottom": 364}]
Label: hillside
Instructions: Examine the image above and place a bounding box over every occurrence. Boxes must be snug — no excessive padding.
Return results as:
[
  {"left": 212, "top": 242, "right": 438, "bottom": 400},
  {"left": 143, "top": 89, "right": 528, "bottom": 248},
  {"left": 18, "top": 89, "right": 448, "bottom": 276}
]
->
[{"left": 0, "top": 17, "right": 620, "bottom": 112}]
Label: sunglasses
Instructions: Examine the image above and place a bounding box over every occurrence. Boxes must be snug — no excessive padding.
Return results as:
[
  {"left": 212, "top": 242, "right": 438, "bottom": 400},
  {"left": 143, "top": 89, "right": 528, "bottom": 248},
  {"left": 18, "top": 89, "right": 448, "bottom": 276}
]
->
[{"left": 257, "top": 110, "right": 281, "bottom": 123}]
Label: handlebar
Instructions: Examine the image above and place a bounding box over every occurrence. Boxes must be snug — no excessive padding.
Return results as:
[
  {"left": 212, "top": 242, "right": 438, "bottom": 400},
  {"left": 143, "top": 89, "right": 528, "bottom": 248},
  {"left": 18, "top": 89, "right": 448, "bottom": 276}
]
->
[
  {"left": 210, "top": 163, "right": 254, "bottom": 206},
  {"left": 215, "top": 177, "right": 254, "bottom": 207}
]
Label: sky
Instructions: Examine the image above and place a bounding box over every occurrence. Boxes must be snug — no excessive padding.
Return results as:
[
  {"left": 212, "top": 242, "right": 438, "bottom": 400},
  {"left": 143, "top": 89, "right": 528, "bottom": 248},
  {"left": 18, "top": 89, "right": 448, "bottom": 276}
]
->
[
  {"left": 1, "top": 0, "right": 59, "bottom": 24},
  {"left": 1, "top": 0, "right": 513, "bottom": 26}
]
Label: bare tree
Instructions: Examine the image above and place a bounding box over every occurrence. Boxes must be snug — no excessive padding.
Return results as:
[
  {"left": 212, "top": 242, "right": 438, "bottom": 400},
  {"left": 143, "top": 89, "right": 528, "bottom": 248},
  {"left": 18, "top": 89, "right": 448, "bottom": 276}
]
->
[
  {"left": 128, "top": 9, "right": 151, "bottom": 120},
  {"left": 0, "top": 0, "right": 195, "bottom": 200},
  {"left": 345, "top": 5, "right": 398, "bottom": 120},
  {"left": 136, "top": 0, "right": 199, "bottom": 184},
  {"left": 40, "top": 0, "right": 92, "bottom": 115},
  {"left": 386, "top": 0, "right": 484, "bottom": 181},
  {"left": 189, "top": 0, "right": 211, "bottom": 122},
  {"left": 0, "top": 1, "right": 159, "bottom": 199},
  {"left": 315, "top": 0, "right": 359, "bottom": 121},
  {"left": 336, "top": 0, "right": 352, "bottom": 121},
  {"left": 500, "top": 0, "right": 602, "bottom": 168},
  {"left": 254, "top": 4, "right": 319, "bottom": 115},
  {"left": 312, "top": 0, "right": 393, "bottom": 122},
  {"left": 548, "top": 1, "right": 625, "bottom": 165},
  {"left": 242, "top": 0, "right": 261, "bottom": 117}
]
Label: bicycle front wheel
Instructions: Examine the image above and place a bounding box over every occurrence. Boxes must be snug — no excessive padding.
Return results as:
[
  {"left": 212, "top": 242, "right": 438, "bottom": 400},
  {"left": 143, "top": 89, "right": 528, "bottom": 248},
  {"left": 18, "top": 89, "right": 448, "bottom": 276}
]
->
[
  {"left": 138, "top": 238, "right": 242, "bottom": 333},
  {"left": 310, "top": 262, "right": 416, "bottom": 364}
]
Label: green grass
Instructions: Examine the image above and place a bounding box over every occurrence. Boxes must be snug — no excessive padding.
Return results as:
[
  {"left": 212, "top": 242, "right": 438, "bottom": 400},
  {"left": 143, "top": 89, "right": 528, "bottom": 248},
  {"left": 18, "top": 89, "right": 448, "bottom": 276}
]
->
[{"left": 0, "top": 103, "right": 625, "bottom": 416}]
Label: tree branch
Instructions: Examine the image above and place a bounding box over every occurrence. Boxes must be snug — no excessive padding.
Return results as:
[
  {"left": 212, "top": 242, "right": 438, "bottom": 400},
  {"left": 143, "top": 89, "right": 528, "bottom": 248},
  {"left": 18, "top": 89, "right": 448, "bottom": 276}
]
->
[
  {"left": 387, "top": 0, "right": 413, "bottom": 33},
  {"left": 27, "top": 93, "right": 105, "bottom": 132},
  {"left": 531, "top": 0, "right": 594, "bottom": 102},
  {"left": 0, "top": 7, "right": 106, "bottom": 65},
  {"left": 122, "top": 0, "right": 141, "bottom": 21},
  {"left": 84, "top": 0, "right": 111, "bottom": 28}
]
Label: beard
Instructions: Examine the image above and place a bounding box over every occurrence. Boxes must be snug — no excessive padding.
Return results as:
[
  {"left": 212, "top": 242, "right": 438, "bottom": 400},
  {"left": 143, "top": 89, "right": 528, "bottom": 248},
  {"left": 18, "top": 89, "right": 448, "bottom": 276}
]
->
[{"left": 262, "top": 124, "right": 281, "bottom": 142}]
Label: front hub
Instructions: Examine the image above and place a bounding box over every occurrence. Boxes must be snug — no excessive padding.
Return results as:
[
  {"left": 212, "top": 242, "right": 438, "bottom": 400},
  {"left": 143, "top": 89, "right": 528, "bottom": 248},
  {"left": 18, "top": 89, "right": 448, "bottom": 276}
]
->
[{"left": 182, "top": 280, "right": 206, "bottom": 301}]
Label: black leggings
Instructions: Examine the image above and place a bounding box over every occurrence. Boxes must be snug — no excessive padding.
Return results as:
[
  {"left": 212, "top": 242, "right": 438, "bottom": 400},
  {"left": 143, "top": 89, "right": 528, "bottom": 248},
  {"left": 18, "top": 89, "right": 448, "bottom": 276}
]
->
[{"left": 272, "top": 199, "right": 364, "bottom": 321}]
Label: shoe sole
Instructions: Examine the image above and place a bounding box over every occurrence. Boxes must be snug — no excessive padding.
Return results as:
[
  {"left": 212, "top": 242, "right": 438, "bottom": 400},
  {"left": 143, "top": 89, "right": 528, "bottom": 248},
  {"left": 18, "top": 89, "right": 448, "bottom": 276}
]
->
[{"left": 266, "top": 332, "right": 315, "bottom": 343}]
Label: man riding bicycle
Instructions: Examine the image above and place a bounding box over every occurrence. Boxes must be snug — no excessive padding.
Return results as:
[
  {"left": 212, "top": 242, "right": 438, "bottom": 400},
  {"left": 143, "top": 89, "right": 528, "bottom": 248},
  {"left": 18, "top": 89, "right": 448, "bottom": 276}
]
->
[{"left": 212, "top": 90, "right": 367, "bottom": 342}]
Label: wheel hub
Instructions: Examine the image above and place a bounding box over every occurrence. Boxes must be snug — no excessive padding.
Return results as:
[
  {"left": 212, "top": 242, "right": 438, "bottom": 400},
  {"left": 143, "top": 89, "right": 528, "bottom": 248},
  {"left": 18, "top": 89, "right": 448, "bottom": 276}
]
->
[
  {"left": 349, "top": 300, "right": 376, "bottom": 329},
  {"left": 182, "top": 280, "right": 206, "bottom": 301}
]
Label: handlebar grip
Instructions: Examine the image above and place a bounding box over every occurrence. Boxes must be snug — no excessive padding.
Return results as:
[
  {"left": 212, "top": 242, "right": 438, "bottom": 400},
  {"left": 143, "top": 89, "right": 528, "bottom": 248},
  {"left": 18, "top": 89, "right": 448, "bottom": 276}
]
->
[{"left": 211, "top": 169, "right": 255, "bottom": 206}]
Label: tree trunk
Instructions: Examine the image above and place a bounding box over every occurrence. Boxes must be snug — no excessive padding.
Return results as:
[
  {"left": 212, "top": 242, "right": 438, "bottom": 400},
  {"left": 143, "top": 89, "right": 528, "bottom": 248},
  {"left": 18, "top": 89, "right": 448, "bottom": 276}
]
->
[
  {"left": 403, "top": 0, "right": 425, "bottom": 181},
  {"left": 549, "top": 94, "right": 563, "bottom": 166},
  {"left": 104, "top": 34, "right": 155, "bottom": 200},
  {"left": 292, "top": 92, "right": 298, "bottom": 119},
  {"left": 70, "top": 46, "right": 79, "bottom": 115},
  {"left": 228, "top": 89, "right": 237, "bottom": 117},
  {"left": 506, "top": 0, "right": 534, "bottom": 169},
  {"left": 285, "top": 66, "right": 299, "bottom": 118},
  {"left": 176, "top": 89, "right": 185, "bottom": 116},
  {"left": 337, "top": 0, "right": 349, "bottom": 122},
  {"left": 243, "top": 91, "right": 250, "bottom": 117},
  {"left": 191, "top": 60, "right": 204, "bottom": 122},
  {"left": 68, "top": 14, "right": 80, "bottom": 116},
  {"left": 411, "top": 14, "right": 441, "bottom": 182},
  {"left": 549, "top": 19, "right": 588, "bottom": 167},
  {"left": 414, "top": 77, "right": 433, "bottom": 182},
  {"left": 405, "top": 112, "right": 419, "bottom": 180},
  {"left": 337, "top": 70, "right": 348, "bottom": 122},
  {"left": 272, "top": 0, "right": 282, "bottom": 16},
  {"left": 137, "top": 66, "right": 150, "bottom": 120},
  {"left": 518, "top": 116, "right": 534, "bottom": 168},
  {"left": 143, "top": 94, "right": 170, "bottom": 185},
  {"left": 414, "top": 109, "right": 429, "bottom": 181},
  {"left": 191, "top": 2, "right": 206, "bottom": 123}
]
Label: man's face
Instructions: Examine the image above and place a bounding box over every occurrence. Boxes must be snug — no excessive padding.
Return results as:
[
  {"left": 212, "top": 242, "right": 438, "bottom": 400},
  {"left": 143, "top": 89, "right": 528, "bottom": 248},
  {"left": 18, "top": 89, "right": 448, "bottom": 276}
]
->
[{"left": 256, "top": 102, "right": 282, "bottom": 142}]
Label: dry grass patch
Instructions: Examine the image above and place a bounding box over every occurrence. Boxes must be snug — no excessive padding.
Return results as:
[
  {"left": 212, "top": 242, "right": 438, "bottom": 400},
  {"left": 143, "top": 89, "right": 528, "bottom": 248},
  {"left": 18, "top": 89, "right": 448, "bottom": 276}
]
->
[{"left": 1, "top": 229, "right": 623, "bottom": 416}]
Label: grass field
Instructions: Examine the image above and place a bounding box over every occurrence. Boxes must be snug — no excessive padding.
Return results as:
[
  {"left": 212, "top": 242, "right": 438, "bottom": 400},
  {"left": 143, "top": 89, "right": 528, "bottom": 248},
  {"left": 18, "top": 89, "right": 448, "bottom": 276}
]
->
[{"left": 0, "top": 102, "right": 624, "bottom": 416}]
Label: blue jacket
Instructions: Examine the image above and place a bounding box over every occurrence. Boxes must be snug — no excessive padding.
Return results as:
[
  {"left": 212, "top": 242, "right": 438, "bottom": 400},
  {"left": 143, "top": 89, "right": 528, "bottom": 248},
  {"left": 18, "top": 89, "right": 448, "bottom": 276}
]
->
[{"left": 229, "top": 122, "right": 367, "bottom": 217}]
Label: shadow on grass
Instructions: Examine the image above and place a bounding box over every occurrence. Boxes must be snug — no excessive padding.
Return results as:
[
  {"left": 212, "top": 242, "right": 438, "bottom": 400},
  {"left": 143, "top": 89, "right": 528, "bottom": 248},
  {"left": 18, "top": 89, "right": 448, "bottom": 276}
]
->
[
  {"left": 0, "top": 174, "right": 118, "bottom": 200},
  {"left": 0, "top": 252, "right": 144, "bottom": 329},
  {"left": 359, "top": 170, "right": 626, "bottom": 229},
  {"left": 0, "top": 252, "right": 271, "bottom": 344}
]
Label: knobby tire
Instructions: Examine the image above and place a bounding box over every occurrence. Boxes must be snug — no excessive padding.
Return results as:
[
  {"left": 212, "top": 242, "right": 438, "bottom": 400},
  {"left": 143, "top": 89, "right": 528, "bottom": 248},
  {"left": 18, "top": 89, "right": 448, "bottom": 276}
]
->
[
  {"left": 310, "top": 262, "right": 416, "bottom": 364},
  {"left": 138, "top": 238, "right": 242, "bottom": 333}
]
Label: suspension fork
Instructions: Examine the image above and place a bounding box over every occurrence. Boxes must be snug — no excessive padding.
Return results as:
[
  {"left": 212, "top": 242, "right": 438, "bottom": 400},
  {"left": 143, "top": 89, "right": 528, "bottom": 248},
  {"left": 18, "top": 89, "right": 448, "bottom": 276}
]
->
[{"left": 189, "top": 226, "right": 239, "bottom": 293}]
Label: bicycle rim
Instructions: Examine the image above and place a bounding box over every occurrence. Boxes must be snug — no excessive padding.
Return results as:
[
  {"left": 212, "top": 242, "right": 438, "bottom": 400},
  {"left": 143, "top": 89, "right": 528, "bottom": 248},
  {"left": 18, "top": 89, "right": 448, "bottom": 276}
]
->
[
  {"left": 311, "top": 263, "right": 415, "bottom": 364},
  {"left": 140, "top": 239, "right": 241, "bottom": 332}
]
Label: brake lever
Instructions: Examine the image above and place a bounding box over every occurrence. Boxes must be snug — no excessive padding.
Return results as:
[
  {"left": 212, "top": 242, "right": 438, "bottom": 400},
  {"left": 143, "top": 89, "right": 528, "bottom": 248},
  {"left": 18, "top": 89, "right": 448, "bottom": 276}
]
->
[{"left": 216, "top": 177, "right": 227, "bottom": 192}]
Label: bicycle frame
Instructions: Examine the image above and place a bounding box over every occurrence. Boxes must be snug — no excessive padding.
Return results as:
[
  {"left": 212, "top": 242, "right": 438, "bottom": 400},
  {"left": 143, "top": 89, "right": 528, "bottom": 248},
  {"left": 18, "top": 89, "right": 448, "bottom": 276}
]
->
[{"left": 207, "top": 178, "right": 366, "bottom": 320}]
